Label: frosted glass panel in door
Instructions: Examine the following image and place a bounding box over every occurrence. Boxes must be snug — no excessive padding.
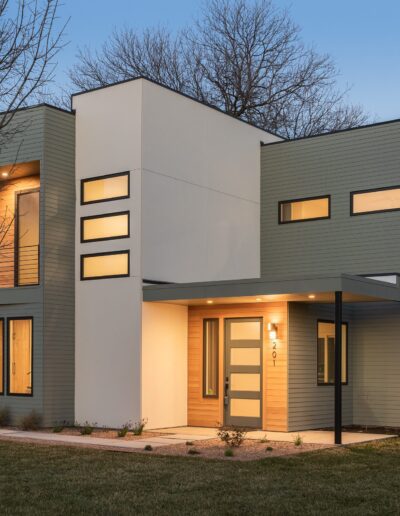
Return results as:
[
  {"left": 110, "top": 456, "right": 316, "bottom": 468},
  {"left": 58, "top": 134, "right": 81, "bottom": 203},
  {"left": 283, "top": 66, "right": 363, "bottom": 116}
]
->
[
  {"left": 230, "top": 321, "right": 261, "bottom": 340},
  {"left": 230, "top": 399, "right": 260, "bottom": 418},
  {"left": 231, "top": 373, "right": 260, "bottom": 392},
  {"left": 230, "top": 347, "right": 260, "bottom": 366}
]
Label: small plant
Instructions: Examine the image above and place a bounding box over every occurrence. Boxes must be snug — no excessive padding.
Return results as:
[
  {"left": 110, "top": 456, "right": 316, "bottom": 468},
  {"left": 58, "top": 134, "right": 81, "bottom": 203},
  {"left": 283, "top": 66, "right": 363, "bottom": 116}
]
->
[
  {"left": 20, "top": 410, "right": 42, "bottom": 431},
  {"left": 53, "top": 425, "right": 64, "bottom": 433},
  {"left": 293, "top": 434, "right": 303, "bottom": 447},
  {"left": 80, "top": 422, "right": 94, "bottom": 435},
  {"left": 144, "top": 444, "right": 153, "bottom": 451},
  {"left": 224, "top": 448, "right": 234, "bottom": 457},
  {"left": 117, "top": 422, "right": 131, "bottom": 438},
  {"left": 0, "top": 407, "right": 10, "bottom": 427},
  {"left": 187, "top": 448, "right": 200, "bottom": 455},
  {"left": 132, "top": 418, "right": 147, "bottom": 436},
  {"left": 185, "top": 441, "right": 194, "bottom": 446},
  {"left": 217, "top": 425, "right": 246, "bottom": 448},
  {"left": 260, "top": 433, "right": 268, "bottom": 444},
  {"left": 266, "top": 446, "right": 273, "bottom": 452}
]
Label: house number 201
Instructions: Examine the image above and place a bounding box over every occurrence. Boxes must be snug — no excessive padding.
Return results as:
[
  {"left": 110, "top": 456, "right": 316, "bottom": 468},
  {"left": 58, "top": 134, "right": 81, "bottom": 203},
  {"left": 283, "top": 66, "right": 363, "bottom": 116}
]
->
[{"left": 272, "top": 341, "right": 277, "bottom": 366}]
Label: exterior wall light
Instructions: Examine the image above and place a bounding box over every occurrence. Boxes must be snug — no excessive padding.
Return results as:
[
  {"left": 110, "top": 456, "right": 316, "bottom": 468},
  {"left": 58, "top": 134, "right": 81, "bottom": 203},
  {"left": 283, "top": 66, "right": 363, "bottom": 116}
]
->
[
  {"left": 206, "top": 300, "right": 213, "bottom": 304},
  {"left": 268, "top": 322, "right": 278, "bottom": 340},
  {"left": 1, "top": 172, "right": 9, "bottom": 178},
  {"left": 308, "top": 294, "right": 315, "bottom": 299}
]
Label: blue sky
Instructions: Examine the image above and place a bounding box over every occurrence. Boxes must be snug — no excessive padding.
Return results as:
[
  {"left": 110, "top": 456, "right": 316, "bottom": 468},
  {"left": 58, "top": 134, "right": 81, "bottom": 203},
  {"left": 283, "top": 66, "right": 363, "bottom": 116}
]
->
[{"left": 56, "top": 0, "right": 400, "bottom": 121}]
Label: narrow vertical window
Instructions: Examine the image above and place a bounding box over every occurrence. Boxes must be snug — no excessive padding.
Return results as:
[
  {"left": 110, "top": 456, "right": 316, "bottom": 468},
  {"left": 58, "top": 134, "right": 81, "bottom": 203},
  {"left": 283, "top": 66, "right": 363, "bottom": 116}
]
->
[
  {"left": 317, "top": 320, "right": 347, "bottom": 385},
  {"left": 203, "top": 319, "right": 219, "bottom": 397},
  {"left": 0, "top": 319, "right": 3, "bottom": 394},
  {"left": 8, "top": 318, "right": 33, "bottom": 395},
  {"left": 16, "top": 190, "right": 40, "bottom": 286}
]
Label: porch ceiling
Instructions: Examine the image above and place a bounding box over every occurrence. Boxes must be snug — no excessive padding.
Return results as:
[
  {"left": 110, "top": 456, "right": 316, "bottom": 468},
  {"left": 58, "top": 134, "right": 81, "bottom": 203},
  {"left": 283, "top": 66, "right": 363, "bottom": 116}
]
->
[{"left": 143, "top": 273, "right": 400, "bottom": 306}]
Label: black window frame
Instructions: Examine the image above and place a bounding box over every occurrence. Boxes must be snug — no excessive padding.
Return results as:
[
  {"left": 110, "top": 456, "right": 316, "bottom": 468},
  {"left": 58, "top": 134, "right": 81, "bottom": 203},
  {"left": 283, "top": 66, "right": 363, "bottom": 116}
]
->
[
  {"left": 202, "top": 318, "right": 219, "bottom": 398},
  {"left": 80, "top": 250, "right": 130, "bottom": 281},
  {"left": 0, "top": 318, "right": 4, "bottom": 395},
  {"left": 350, "top": 185, "right": 400, "bottom": 216},
  {"left": 7, "top": 316, "right": 34, "bottom": 397},
  {"left": 80, "top": 171, "right": 130, "bottom": 205},
  {"left": 80, "top": 211, "right": 130, "bottom": 243},
  {"left": 317, "top": 319, "right": 348, "bottom": 386},
  {"left": 278, "top": 195, "right": 331, "bottom": 224}
]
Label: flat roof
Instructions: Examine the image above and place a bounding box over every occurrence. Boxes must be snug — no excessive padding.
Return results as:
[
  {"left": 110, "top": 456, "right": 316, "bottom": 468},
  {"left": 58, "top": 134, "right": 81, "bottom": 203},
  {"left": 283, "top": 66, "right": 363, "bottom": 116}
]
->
[{"left": 143, "top": 273, "right": 400, "bottom": 305}]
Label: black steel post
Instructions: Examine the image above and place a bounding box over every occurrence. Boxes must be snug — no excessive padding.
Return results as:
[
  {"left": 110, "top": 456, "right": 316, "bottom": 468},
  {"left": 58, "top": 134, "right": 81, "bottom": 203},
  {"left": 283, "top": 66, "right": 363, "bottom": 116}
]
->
[{"left": 334, "top": 291, "right": 342, "bottom": 445}]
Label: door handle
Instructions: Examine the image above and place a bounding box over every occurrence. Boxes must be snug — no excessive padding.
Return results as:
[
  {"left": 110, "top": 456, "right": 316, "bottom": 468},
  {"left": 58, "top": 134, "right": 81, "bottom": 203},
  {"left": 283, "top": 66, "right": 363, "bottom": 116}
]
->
[{"left": 224, "top": 376, "right": 229, "bottom": 406}]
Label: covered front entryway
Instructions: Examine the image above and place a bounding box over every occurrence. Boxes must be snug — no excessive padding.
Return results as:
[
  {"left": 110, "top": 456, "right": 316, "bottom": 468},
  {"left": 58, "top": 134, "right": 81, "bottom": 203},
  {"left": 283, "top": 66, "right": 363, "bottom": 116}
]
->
[{"left": 224, "top": 318, "right": 263, "bottom": 428}]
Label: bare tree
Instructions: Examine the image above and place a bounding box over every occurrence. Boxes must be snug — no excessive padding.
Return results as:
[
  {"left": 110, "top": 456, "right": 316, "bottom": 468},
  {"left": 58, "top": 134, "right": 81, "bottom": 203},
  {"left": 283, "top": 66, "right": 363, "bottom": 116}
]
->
[
  {"left": 0, "top": 0, "right": 67, "bottom": 149},
  {"left": 68, "top": 0, "right": 367, "bottom": 138}
]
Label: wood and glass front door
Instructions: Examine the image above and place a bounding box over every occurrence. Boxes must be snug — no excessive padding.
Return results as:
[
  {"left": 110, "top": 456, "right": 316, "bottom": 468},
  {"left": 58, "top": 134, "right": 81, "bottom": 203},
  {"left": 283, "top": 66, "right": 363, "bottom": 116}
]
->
[{"left": 224, "top": 318, "right": 263, "bottom": 428}]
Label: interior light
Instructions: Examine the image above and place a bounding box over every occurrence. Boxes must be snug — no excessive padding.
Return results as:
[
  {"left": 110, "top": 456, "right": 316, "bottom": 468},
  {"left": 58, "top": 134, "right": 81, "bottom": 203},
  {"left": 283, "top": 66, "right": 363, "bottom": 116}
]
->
[
  {"left": 206, "top": 300, "right": 213, "bottom": 304},
  {"left": 308, "top": 294, "right": 315, "bottom": 299},
  {"left": 268, "top": 322, "right": 278, "bottom": 340},
  {"left": 1, "top": 172, "right": 9, "bottom": 178}
]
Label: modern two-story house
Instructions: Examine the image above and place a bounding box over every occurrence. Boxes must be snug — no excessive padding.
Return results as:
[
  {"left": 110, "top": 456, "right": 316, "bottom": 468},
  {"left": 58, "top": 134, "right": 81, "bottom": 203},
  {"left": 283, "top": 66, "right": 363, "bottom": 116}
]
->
[{"left": 0, "top": 77, "right": 399, "bottom": 444}]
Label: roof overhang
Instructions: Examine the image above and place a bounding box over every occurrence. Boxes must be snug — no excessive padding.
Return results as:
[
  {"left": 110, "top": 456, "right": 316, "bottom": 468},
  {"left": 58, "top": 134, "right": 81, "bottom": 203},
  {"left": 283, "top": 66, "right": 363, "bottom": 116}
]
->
[{"left": 143, "top": 274, "right": 400, "bottom": 306}]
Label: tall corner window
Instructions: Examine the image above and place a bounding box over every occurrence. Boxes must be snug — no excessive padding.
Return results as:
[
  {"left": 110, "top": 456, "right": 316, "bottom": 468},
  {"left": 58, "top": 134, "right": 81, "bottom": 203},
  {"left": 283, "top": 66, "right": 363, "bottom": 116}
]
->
[
  {"left": 8, "top": 318, "right": 33, "bottom": 396},
  {"left": 351, "top": 186, "right": 400, "bottom": 215},
  {"left": 81, "top": 250, "right": 129, "bottom": 280},
  {"left": 81, "top": 171, "right": 129, "bottom": 204},
  {"left": 279, "top": 196, "right": 330, "bottom": 223},
  {"left": 0, "top": 319, "right": 3, "bottom": 394},
  {"left": 81, "top": 211, "right": 130, "bottom": 243},
  {"left": 317, "top": 320, "right": 347, "bottom": 385},
  {"left": 203, "top": 319, "right": 219, "bottom": 397}
]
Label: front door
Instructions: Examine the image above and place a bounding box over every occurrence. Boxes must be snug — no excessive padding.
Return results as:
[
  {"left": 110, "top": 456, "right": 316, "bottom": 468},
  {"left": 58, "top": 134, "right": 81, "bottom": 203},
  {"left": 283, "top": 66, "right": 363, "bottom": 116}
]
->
[{"left": 224, "top": 317, "right": 263, "bottom": 428}]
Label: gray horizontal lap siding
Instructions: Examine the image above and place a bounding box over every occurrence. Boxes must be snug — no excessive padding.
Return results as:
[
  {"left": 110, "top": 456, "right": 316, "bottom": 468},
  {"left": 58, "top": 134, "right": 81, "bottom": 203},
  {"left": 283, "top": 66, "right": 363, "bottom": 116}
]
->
[
  {"left": 260, "top": 122, "right": 400, "bottom": 278},
  {"left": 288, "top": 303, "right": 353, "bottom": 431}
]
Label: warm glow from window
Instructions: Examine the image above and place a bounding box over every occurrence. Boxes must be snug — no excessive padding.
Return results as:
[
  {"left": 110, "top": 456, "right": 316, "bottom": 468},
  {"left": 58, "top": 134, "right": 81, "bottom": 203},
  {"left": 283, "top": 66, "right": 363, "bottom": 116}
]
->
[
  {"left": 82, "top": 172, "right": 129, "bottom": 204},
  {"left": 9, "top": 318, "right": 32, "bottom": 395},
  {"left": 280, "top": 197, "right": 329, "bottom": 223},
  {"left": 203, "top": 319, "right": 218, "bottom": 397},
  {"left": 317, "top": 321, "right": 347, "bottom": 385},
  {"left": 82, "top": 213, "right": 129, "bottom": 242},
  {"left": 352, "top": 187, "right": 400, "bottom": 214},
  {"left": 81, "top": 251, "right": 129, "bottom": 280}
]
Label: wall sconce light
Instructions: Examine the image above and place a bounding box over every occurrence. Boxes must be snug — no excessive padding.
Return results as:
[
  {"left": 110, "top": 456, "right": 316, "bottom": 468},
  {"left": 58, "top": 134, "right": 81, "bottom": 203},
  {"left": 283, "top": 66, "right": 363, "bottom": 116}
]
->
[
  {"left": 1, "top": 171, "right": 9, "bottom": 178},
  {"left": 268, "top": 322, "right": 278, "bottom": 340}
]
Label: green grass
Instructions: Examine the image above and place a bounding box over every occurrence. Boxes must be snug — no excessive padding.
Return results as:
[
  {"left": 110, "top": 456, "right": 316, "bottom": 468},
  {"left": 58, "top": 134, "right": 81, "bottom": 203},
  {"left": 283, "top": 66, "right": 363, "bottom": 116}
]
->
[{"left": 0, "top": 438, "right": 399, "bottom": 515}]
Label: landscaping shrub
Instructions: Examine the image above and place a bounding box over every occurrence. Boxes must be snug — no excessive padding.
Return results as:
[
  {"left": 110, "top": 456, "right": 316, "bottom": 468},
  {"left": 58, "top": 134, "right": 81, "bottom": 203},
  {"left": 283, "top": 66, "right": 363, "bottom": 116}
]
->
[
  {"left": 293, "top": 434, "right": 303, "bottom": 447},
  {"left": 20, "top": 410, "right": 42, "bottom": 431},
  {"left": 260, "top": 433, "right": 268, "bottom": 444},
  {"left": 217, "top": 425, "right": 246, "bottom": 447},
  {"left": 224, "top": 448, "right": 234, "bottom": 457},
  {"left": 144, "top": 445, "right": 153, "bottom": 451},
  {"left": 79, "top": 422, "right": 94, "bottom": 435},
  {"left": 53, "top": 425, "right": 64, "bottom": 433},
  {"left": 0, "top": 407, "right": 10, "bottom": 427},
  {"left": 266, "top": 446, "right": 273, "bottom": 452},
  {"left": 117, "top": 422, "right": 131, "bottom": 438},
  {"left": 132, "top": 418, "right": 147, "bottom": 436},
  {"left": 185, "top": 441, "right": 194, "bottom": 446}
]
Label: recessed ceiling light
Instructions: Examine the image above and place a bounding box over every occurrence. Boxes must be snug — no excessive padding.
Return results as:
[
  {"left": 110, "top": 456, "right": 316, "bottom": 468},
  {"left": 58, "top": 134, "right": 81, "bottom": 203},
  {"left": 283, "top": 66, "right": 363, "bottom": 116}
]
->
[
  {"left": 256, "top": 298, "right": 262, "bottom": 302},
  {"left": 206, "top": 300, "right": 213, "bottom": 304},
  {"left": 308, "top": 294, "right": 316, "bottom": 299}
]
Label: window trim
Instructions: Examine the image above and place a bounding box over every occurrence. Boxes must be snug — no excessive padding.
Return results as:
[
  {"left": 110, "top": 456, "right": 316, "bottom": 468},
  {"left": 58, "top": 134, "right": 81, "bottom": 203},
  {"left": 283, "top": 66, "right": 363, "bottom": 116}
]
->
[
  {"left": 80, "top": 171, "right": 130, "bottom": 205},
  {"left": 0, "top": 318, "right": 4, "bottom": 395},
  {"left": 350, "top": 185, "right": 400, "bottom": 216},
  {"left": 317, "top": 319, "right": 348, "bottom": 387},
  {"left": 7, "top": 316, "right": 34, "bottom": 397},
  {"left": 202, "top": 318, "right": 219, "bottom": 399},
  {"left": 80, "top": 211, "right": 130, "bottom": 243},
  {"left": 80, "top": 250, "right": 130, "bottom": 281},
  {"left": 278, "top": 195, "right": 331, "bottom": 224}
]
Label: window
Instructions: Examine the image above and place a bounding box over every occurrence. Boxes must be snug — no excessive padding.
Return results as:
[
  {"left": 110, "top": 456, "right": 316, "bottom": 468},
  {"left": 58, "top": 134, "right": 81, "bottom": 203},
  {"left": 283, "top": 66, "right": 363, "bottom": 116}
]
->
[
  {"left": 317, "top": 321, "right": 347, "bottom": 385},
  {"left": 279, "top": 196, "right": 330, "bottom": 223},
  {"left": 8, "top": 318, "right": 33, "bottom": 395},
  {"left": 203, "top": 319, "right": 219, "bottom": 397},
  {"left": 351, "top": 186, "right": 400, "bottom": 215},
  {"left": 81, "top": 211, "right": 130, "bottom": 243},
  {"left": 81, "top": 250, "right": 129, "bottom": 280},
  {"left": 16, "top": 189, "right": 40, "bottom": 286},
  {"left": 81, "top": 171, "right": 129, "bottom": 204},
  {"left": 0, "top": 319, "right": 3, "bottom": 394}
]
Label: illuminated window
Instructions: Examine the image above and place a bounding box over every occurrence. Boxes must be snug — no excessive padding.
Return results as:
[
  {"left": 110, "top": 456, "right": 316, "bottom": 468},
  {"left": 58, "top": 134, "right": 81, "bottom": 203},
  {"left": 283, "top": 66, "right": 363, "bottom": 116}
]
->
[
  {"left": 351, "top": 186, "right": 400, "bottom": 215},
  {"left": 81, "top": 171, "right": 129, "bottom": 204},
  {"left": 279, "top": 196, "right": 330, "bottom": 223},
  {"left": 0, "top": 320, "right": 3, "bottom": 394},
  {"left": 203, "top": 319, "right": 219, "bottom": 397},
  {"left": 8, "top": 318, "right": 33, "bottom": 395},
  {"left": 317, "top": 321, "right": 347, "bottom": 385},
  {"left": 81, "top": 212, "right": 130, "bottom": 242},
  {"left": 81, "top": 251, "right": 129, "bottom": 280}
]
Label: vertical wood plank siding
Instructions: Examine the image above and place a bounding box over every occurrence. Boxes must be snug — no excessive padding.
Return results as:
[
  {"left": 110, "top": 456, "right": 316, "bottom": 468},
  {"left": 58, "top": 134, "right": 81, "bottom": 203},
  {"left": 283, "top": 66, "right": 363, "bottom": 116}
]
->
[{"left": 188, "top": 303, "right": 288, "bottom": 431}]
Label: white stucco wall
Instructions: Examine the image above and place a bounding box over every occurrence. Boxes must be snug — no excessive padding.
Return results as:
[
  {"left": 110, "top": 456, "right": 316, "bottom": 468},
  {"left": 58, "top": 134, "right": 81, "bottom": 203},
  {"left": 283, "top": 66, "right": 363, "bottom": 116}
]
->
[
  {"left": 73, "top": 81, "right": 143, "bottom": 427},
  {"left": 141, "top": 302, "right": 188, "bottom": 429},
  {"left": 141, "top": 79, "right": 280, "bottom": 283}
]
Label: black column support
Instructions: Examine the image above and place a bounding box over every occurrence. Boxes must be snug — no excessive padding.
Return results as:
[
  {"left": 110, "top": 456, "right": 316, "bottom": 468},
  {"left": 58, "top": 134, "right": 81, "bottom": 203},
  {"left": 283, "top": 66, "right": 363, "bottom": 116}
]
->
[{"left": 334, "top": 290, "right": 342, "bottom": 445}]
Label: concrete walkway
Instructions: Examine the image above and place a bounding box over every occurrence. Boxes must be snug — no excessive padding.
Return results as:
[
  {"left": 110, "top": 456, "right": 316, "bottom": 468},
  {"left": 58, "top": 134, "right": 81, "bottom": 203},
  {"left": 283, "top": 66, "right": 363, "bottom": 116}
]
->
[
  {"left": 157, "top": 426, "right": 396, "bottom": 445},
  {"left": 0, "top": 426, "right": 395, "bottom": 451}
]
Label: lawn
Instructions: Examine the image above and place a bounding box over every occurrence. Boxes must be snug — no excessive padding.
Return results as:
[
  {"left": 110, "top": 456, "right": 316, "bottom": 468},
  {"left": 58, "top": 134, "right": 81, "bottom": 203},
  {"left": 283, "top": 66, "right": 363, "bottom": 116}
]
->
[{"left": 0, "top": 438, "right": 399, "bottom": 515}]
